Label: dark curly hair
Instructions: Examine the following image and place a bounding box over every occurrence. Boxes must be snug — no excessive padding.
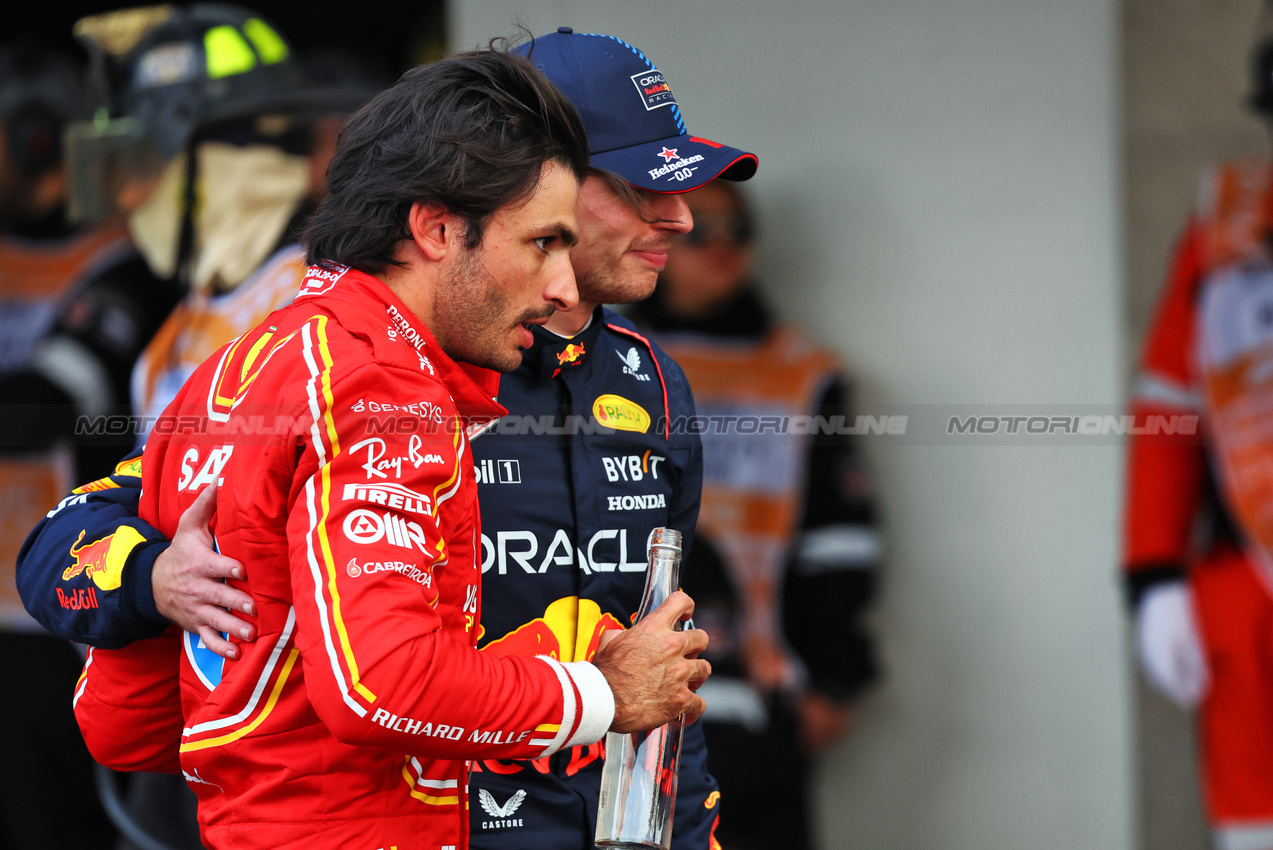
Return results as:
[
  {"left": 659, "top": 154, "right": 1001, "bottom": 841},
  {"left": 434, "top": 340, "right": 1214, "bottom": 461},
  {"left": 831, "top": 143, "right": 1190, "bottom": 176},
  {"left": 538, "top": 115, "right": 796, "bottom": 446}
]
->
[{"left": 304, "top": 47, "right": 588, "bottom": 272}]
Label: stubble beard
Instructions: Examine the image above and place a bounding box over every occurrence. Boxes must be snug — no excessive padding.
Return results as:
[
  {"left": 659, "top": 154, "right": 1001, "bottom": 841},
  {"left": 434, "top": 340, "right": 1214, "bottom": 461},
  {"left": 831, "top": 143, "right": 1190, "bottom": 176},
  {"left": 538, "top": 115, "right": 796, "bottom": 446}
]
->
[
  {"left": 574, "top": 247, "right": 659, "bottom": 308},
  {"left": 437, "top": 245, "right": 520, "bottom": 372}
]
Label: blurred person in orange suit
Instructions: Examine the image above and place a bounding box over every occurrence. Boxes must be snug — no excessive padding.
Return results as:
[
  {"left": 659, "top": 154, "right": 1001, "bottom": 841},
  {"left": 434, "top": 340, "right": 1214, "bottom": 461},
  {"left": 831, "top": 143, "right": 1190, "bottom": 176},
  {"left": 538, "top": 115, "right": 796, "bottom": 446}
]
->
[{"left": 1122, "top": 19, "right": 1273, "bottom": 850}]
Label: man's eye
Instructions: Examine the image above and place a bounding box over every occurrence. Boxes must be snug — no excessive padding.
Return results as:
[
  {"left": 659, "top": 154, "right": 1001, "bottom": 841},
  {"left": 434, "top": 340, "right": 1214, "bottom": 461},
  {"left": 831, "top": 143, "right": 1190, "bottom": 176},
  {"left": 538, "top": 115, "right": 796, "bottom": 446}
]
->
[{"left": 534, "top": 237, "right": 551, "bottom": 252}]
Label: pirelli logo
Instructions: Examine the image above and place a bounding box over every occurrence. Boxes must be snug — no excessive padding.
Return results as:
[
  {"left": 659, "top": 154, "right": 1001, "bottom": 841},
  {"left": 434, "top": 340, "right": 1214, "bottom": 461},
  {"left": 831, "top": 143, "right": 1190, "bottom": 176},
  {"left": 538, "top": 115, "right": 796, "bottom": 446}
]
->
[{"left": 342, "top": 482, "right": 432, "bottom": 515}]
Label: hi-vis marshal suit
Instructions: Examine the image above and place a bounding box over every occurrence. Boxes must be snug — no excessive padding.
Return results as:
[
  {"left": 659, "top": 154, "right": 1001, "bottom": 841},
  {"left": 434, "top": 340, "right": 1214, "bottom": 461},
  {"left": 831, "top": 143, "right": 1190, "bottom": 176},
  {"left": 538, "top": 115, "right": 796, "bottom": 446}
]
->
[{"left": 1126, "top": 160, "right": 1273, "bottom": 845}]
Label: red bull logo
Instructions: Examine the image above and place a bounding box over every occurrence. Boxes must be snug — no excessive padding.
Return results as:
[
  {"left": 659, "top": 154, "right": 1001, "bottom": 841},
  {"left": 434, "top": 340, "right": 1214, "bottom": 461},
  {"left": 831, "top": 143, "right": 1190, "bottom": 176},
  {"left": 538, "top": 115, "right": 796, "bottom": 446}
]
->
[
  {"left": 481, "top": 597, "right": 624, "bottom": 662},
  {"left": 62, "top": 526, "right": 145, "bottom": 591},
  {"left": 57, "top": 587, "right": 99, "bottom": 610},
  {"left": 556, "top": 343, "right": 586, "bottom": 366}
]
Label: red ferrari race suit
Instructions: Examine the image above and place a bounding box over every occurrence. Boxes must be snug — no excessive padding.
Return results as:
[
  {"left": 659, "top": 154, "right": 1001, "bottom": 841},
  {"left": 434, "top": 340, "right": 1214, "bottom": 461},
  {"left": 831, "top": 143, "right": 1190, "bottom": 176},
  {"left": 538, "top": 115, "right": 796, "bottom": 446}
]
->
[
  {"left": 71, "top": 265, "right": 616, "bottom": 850},
  {"left": 1126, "top": 160, "right": 1273, "bottom": 846}
]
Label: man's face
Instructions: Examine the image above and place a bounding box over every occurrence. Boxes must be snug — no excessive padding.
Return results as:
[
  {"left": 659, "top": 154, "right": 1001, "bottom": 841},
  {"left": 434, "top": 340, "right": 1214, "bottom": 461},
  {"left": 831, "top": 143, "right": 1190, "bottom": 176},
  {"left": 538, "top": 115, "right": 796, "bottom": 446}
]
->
[
  {"left": 659, "top": 181, "right": 755, "bottom": 318},
  {"left": 568, "top": 175, "right": 694, "bottom": 307},
  {"left": 432, "top": 160, "right": 580, "bottom": 371}
]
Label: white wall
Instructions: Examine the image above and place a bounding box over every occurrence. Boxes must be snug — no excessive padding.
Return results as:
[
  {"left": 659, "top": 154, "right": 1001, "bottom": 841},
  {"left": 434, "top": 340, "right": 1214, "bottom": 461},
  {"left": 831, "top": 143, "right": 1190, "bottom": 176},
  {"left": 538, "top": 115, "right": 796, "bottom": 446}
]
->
[{"left": 453, "top": 3, "right": 1131, "bottom": 849}]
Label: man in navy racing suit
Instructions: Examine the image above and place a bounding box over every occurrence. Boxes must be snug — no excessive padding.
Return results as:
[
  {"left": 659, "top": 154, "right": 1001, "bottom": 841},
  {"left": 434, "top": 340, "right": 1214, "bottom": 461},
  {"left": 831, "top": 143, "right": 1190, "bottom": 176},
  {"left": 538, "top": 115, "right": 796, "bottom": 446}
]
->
[{"left": 19, "top": 28, "right": 757, "bottom": 850}]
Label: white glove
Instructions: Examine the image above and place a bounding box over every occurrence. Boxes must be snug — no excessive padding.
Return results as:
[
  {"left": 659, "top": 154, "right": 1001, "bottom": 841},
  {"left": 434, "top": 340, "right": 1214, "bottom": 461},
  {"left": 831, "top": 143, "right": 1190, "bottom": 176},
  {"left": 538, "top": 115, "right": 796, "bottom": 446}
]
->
[{"left": 1135, "top": 581, "right": 1209, "bottom": 710}]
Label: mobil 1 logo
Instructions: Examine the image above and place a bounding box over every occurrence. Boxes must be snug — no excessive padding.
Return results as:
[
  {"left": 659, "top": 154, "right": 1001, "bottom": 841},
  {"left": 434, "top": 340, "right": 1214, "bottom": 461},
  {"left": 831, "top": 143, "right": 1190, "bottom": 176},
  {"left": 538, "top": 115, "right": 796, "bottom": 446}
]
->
[{"left": 475, "top": 458, "right": 521, "bottom": 485}]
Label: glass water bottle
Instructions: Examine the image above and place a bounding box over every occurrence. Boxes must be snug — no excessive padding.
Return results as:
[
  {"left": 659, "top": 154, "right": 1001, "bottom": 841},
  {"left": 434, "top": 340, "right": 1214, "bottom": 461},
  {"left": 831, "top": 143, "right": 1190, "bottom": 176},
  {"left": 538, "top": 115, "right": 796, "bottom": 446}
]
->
[{"left": 595, "top": 527, "right": 685, "bottom": 850}]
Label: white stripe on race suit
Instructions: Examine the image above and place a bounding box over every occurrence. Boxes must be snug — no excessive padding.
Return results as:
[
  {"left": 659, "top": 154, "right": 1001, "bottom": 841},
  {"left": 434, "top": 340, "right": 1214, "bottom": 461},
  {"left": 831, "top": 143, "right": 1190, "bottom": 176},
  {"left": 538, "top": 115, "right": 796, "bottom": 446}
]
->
[
  {"left": 183, "top": 607, "right": 297, "bottom": 736},
  {"left": 72, "top": 648, "right": 94, "bottom": 709},
  {"left": 1131, "top": 371, "right": 1200, "bottom": 411},
  {"left": 300, "top": 321, "right": 367, "bottom": 719}
]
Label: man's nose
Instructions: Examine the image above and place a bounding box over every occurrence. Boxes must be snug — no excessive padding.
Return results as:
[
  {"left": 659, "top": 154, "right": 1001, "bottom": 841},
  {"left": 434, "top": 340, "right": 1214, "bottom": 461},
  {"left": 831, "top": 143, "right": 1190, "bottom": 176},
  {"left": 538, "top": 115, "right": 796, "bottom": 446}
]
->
[
  {"left": 646, "top": 192, "right": 694, "bottom": 234},
  {"left": 545, "top": 255, "right": 579, "bottom": 312}
]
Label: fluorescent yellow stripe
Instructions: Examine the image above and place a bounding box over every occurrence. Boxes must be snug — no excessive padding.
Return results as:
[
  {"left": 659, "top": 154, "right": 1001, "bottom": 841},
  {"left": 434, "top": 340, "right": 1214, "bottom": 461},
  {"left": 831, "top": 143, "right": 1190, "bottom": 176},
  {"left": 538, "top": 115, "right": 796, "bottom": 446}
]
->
[
  {"left": 212, "top": 333, "right": 252, "bottom": 408},
  {"left": 180, "top": 648, "right": 300, "bottom": 752},
  {"left": 534, "top": 723, "right": 560, "bottom": 732},
  {"left": 431, "top": 418, "right": 462, "bottom": 504},
  {"left": 310, "top": 317, "right": 375, "bottom": 703}
]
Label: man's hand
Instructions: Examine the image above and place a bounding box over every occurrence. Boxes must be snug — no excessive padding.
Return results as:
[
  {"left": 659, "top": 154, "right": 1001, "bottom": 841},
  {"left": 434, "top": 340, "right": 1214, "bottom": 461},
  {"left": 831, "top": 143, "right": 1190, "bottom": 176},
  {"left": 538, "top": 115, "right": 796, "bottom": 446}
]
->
[
  {"left": 593, "top": 590, "right": 711, "bottom": 733},
  {"left": 153, "top": 482, "right": 254, "bottom": 659}
]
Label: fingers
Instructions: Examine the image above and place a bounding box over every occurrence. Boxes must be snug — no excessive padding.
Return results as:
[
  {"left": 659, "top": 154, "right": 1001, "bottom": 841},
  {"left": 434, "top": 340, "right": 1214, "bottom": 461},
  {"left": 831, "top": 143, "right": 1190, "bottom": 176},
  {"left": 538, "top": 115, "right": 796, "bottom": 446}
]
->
[
  {"left": 178, "top": 479, "right": 219, "bottom": 532},
  {"left": 682, "top": 693, "right": 707, "bottom": 726},
  {"left": 645, "top": 590, "right": 695, "bottom": 630},
  {"left": 685, "top": 658, "right": 711, "bottom": 691},
  {"left": 206, "top": 553, "right": 247, "bottom": 584},
  {"left": 214, "top": 581, "right": 255, "bottom": 617},
  {"left": 679, "top": 627, "right": 709, "bottom": 657},
  {"left": 596, "top": 628, "right": 620, "bottom": 652},
  {"left": 198, "top": 605, "right": 256, "bottom": 643},
  {"left": 196, "top": 625, "right": 240, "bottom": 660}
]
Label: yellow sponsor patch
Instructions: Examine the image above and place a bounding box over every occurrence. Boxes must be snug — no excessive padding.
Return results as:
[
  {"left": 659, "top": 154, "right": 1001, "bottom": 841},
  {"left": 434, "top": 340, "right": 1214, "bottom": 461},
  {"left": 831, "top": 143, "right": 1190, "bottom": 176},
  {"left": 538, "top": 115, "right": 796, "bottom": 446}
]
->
[
  {"left": 73, "top": 477, "right": 120, "bottom": 494},
  {"left": 63, "top": 526, "right": 147, "bottom": 591},
  {"left": 114, "top": 456, "right": 143, "bottom": 478},
  {"left": 591, "top": 394, "right": 650, "bottom": 433}
]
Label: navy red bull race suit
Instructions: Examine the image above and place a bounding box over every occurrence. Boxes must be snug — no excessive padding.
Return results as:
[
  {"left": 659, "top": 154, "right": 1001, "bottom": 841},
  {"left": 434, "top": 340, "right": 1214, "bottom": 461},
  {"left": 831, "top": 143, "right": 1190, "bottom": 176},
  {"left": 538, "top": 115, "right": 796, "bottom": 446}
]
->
[{"left": 18, "top": 302, "right": 722, "bottom": 850}]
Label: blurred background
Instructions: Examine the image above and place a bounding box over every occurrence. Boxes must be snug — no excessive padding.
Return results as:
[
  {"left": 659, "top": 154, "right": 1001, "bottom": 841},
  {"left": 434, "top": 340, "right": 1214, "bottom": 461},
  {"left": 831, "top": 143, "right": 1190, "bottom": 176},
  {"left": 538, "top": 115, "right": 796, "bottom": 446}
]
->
[{"left": 7, "top": 0, "right": 1270, "bottom": 848}]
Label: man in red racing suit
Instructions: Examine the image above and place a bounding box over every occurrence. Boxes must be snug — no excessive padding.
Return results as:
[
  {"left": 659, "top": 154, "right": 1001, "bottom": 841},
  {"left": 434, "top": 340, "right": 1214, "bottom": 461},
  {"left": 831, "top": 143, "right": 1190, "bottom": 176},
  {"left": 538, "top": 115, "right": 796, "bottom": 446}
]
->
[
  {"left": 69, "top": 49, "right": 709, "bottom": 850},
  {"left": 73, "top": 264, "right": 620, "bottom": 848}
]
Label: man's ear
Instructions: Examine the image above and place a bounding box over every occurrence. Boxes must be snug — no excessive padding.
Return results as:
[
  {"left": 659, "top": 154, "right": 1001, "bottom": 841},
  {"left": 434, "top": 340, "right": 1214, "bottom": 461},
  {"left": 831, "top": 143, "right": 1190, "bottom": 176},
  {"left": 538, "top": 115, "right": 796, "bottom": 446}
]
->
[{"left": 406, "top": 202, "right": 455, "bottom": 262}]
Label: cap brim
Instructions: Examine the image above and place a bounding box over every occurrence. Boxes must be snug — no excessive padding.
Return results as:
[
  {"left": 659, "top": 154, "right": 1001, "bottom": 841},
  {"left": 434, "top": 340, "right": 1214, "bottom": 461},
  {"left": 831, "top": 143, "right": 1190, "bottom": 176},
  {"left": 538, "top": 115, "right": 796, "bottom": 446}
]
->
[{"left": 591, "top": 134, "right": 757, "bottom": 193}]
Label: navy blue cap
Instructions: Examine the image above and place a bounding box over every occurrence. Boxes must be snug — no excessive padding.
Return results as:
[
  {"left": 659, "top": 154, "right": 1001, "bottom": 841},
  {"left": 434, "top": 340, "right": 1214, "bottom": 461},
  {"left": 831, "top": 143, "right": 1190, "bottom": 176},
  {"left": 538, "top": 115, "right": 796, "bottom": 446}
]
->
[{"left": 517, "top": 28, "right": 757, "bottom": 193}]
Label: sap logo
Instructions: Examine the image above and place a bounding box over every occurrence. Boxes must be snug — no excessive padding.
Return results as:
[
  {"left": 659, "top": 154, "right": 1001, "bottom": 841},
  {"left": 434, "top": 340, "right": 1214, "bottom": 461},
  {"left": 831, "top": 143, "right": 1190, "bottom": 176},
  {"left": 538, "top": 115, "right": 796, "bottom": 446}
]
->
[
  {"left": 342, "top": 509, "right": 429, "bottom": 552},
  {"left": 342, "top": 482, "right": 431, "bottom": 515},
  {"left": 607, "top": 494, "right": 667, "bottom": 512},
  {"left": 177, "top": 445, "right": 234, "bottom": 491},
  {"left": 480, "top": 528, "right": 647, "bottom": 575},
  {"left": 474, "top": 458, "right": 521, "bottom": 485},
  {"left": 603, "top": 453, "right": 664, "bottom": 482}
]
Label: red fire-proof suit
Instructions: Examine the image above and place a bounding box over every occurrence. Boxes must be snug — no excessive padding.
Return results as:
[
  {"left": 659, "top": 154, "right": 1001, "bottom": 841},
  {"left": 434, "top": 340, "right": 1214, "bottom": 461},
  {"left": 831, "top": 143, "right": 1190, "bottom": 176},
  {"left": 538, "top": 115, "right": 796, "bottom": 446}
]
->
[
  {"left": 71, "top": 265, "right": 615, "bottom": 850},
  {"left": 1126, "top": 162, "right": 1273, "bottom": 845}
]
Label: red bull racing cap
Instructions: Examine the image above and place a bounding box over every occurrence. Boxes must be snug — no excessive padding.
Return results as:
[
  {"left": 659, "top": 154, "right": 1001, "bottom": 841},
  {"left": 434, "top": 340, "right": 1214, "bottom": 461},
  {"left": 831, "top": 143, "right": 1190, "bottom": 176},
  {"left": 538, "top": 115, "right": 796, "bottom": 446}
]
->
[{"left": 518, "top": 28, "right": 758, "bottom": 193}]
